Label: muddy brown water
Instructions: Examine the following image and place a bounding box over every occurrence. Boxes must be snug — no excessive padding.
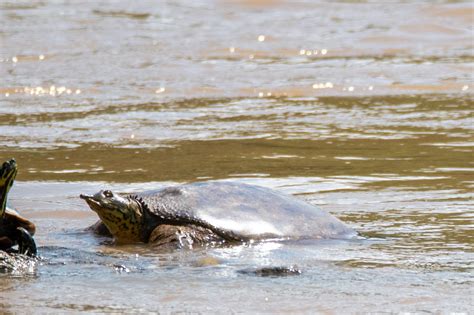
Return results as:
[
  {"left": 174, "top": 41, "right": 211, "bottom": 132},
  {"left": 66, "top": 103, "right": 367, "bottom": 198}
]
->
[{"left": 1, "top": 0, "right": 473, "bottom": 313}]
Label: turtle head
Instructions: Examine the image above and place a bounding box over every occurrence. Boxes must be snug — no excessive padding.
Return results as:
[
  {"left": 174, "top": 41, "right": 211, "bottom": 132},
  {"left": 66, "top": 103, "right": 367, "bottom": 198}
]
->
[
  {"left": 0, "top": 159, "right": 17, "bottom": 217},
  {"left": 80, "top": 190, "right": 144, "bottom": 243}
]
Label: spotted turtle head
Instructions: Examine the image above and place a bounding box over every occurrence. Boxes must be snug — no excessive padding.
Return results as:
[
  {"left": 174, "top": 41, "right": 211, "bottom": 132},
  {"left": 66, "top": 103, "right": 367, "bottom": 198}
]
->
[{"left": 80, "top": 190, "right": 145, "bottom": 243}]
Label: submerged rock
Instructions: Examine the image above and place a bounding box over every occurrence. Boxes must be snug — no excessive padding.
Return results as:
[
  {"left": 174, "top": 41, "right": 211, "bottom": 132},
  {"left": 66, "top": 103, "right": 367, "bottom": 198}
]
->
[{"left": 238, "top": 266, "right": 302, "bottom": 277}]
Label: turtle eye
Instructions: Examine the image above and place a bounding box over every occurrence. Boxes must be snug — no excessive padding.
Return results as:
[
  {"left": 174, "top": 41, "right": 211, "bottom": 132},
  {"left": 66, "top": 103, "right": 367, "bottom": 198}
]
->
[{"left": 103, "top": 190, "right": 113, "bottom": 198}]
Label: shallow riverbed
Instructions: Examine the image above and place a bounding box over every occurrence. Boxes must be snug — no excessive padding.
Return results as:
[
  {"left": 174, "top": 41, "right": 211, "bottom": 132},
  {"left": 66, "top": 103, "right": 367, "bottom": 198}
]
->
[{"left": 1, "top": 0, "right": 473, "bottom": 313}]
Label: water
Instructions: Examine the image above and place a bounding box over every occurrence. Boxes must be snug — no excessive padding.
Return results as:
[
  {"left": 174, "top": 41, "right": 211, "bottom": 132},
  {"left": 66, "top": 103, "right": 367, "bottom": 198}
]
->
[{"left": 1, "top": 0, "right": 473, "bottom": 313}]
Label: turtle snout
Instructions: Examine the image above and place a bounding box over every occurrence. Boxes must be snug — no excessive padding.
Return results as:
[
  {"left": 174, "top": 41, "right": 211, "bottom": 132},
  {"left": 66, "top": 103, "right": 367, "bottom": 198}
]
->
[
  {"left": 79, "top": 193, "right": 91, "bottom": 200},
  {"left": 80, "top": 193, "right": 104, "bottom": 213}
]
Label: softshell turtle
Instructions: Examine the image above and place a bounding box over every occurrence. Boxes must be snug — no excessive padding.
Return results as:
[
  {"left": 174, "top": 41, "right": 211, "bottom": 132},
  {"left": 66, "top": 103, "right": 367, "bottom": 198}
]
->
[
  {"left": 81, "top": 181, "right": 356, "bottom": 248},
  {"left": 0, "top": 159, "right": 37, "bottom": 256}
]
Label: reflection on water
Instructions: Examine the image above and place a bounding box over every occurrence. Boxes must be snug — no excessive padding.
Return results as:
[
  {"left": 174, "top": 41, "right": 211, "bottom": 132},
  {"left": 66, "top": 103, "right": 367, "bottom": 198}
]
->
[
  {"left": 1, "top": 0, "right": 472, "bottom": 100},
  {"left": 1, "top": 0, "right": 473, "bottom": 313}
]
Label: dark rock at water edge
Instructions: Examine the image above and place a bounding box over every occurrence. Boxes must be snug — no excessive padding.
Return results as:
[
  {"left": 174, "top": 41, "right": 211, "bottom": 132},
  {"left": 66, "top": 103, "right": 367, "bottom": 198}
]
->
[{"left": 238, "top": 266, "right": 302, "bottom": 277}]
